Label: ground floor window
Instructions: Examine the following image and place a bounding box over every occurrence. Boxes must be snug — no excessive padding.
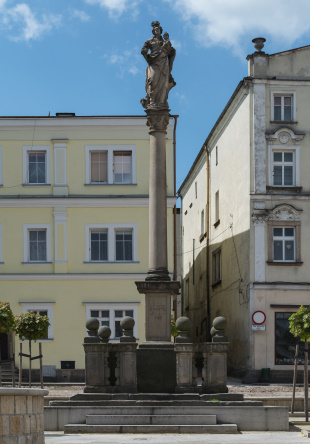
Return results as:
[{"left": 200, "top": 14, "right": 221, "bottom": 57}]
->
[
  {"left": 275, "top": 312, "right": 307, "bottom": 365},
  {"left": 85, "top": 304, "right": 138, "bottom": 339}
]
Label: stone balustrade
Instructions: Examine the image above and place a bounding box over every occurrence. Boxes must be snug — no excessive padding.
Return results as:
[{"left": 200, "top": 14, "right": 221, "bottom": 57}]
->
[{"left": 0, "top": 387, "right": 48, "bottom": 444}]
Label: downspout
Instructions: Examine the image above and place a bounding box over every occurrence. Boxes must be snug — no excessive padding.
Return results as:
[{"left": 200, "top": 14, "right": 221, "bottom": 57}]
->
[{"left": 205, "top": 145, "right": 211, "bottom": 341}]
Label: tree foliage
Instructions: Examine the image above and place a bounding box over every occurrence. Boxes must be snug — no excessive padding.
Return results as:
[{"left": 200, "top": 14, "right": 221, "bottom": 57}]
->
[
  {"left": 289, "top": 305, "right": 310, "bottom": 342},
  {"left": 0, "top": 302, "right": 15, "bottom": 334},
  {"left": 14, "top": 311, "right": 50, "bottom": 341}
]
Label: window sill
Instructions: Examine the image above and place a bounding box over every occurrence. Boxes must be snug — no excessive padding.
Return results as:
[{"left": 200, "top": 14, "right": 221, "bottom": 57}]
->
[
  {"left": 267, "top": 261, "right": 303, "bottom": 266},
  {"left": 212, "top": 280, "right": 221, "bottom": 288},
  {"left": 267, "top": 186, "right": 302, "bottom": 193},
  {"left": 22, "top": 184, "right": 51, "bottom": 187},
  {"left": 199, "top": 233, "right": 207, "bottom": 243},
  {"left": 84, "top": 183, "right": 137, "bottom": 186},
  {"left": 22, "top": 262, "right": 52, "bottom": 265},
  {"left": 270, "top": 121, "right": 298, "bottom": 124},
  {"left": 214, "top": 220, "right": 220, "bottom": 228},
  {"left": 83, "top": 261, "right": 139, "bottom": 264},
  {"left": 23, "top": 339, "right": 54, "bottom": 342}
]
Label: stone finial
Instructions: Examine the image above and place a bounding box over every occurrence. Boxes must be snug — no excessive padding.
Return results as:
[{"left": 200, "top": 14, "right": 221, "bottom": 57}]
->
[
  {"left": 120, "top": 316, "right": 136, "bottom": 342},
  {"left": 175, "top": 316, "right": 192, "bottom": 343},
  {"left": 252, "top": 37, "right": 266, "bottom": 53},
  {"left": 98, "top": 325, "right": 111, "bottom": 343},
  {"left": 86, "top": 317, "right": 99, "bottom": 336},
  {"left": 211, "top": 316, "right": 228, "bottom": 343}
]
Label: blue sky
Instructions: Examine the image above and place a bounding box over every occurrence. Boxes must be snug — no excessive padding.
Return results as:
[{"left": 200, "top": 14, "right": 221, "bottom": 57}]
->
[{"left": 1, "top": 0, "right": 310, "bottom": 189}]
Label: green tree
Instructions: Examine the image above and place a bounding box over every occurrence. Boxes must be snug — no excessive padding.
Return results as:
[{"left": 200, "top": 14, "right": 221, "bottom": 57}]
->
[
  {"left": 0, "top": 302, "right": 15, "bottom": 334},
  {"left": 171, "top": 315, "right": 178, "bottom": 338},
  {"left": 14, "top": 311, "right": 50, "bottom": 341},
  {"left": 289, "top": 305, "right": 310, "bottom": 341}
]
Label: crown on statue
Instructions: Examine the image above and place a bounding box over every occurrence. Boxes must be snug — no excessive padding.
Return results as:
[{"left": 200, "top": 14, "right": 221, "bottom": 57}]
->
[{"left": 151, "top": 21, "right": 160, "bottom": 29}]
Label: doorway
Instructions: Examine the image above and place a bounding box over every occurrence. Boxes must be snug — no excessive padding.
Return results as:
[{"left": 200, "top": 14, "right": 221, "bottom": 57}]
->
[{"left": 0, "top": 333, "right": 9, "bottom": 361}]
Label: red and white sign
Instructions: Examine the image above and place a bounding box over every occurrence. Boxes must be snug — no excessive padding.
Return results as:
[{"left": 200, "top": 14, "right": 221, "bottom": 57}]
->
[{"left": 252, "top": 311, "right": 266, "bottom": 325}]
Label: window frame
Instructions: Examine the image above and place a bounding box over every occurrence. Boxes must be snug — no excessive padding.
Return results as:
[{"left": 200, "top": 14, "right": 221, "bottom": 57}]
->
[
  {"left": 23, "top": 146, "right": 50, "bottom": 186},
  {"left": 270, "top": 91, "right": 296, "bottom": 122},
  {"left": 85, "top": 223, "right": 138, "bottom": 263},
  {"left": 23, "top": 224, "right": 51, "bottom": 264},
  {"left": 85, "top": 303, "right": 138, "bottom": 339},
  {"left": 19, "top": 302, "right": 54, "bottom": 341},
  {"left": 268, "top": 145, "right": 300, "bottom": 188},
  {"left": 90, "top": 150, "right": 108, "bottom": 184},
  {"left": 272, "top": 226, "right": 296, "bottom": 262},
  {"left": 212, "top": 247, "right": 221, "bottom": 286},
  {"left": 85, "top": 145, "right": 136, "bottom": 185},
  {"left": 267, "top": 220, "right": 301, "bottom": 264}
]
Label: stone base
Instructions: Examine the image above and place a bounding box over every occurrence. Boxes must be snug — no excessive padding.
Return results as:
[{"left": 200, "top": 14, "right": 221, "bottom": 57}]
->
[{"left": 137, "top": 343, "right": 176, "bottom": 393}]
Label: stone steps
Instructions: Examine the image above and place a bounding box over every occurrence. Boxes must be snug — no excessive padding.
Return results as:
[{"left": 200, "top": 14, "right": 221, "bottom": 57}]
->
[
  {"left": 86, "top": 414, "right": 217, "bottom": 425},
  {"left": 64, "top": 424, "right": 238, "bottom": 434}
]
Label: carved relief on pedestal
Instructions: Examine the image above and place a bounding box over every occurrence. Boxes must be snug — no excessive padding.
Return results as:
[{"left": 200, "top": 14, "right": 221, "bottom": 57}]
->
[{"left": 146, "top": 108, "right": 170, "bottom": 133}]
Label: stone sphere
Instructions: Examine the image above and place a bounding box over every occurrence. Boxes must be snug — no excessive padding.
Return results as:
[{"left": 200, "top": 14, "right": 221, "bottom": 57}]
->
[
  {"left": 210, "top": 326, "right": 217, "bottom": 337},
  {"left": 120, "top": 316, "right": 135, "bottom": 330},
  {"left": 98, "top": 325, "right": 111, "bottom": 339},
  {"left": 213, "top": 316, "right": 227, "bottom": 331},
  {"left": 175, "top": 316, "right": 191, "bottom": 331},
  {"left": 86, "top": 317, "right": 99, "bottom": 331}
]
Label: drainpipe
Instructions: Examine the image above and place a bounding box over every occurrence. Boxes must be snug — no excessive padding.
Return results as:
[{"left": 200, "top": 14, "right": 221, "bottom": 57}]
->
[{"left": 205, "top": 145, "right": 211, "bottom": 341}]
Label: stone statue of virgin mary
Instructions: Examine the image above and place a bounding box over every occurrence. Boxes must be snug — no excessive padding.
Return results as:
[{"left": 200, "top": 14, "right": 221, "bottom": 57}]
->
[{"left": 141, "top": 21, "right": 176, "bottom": 110}]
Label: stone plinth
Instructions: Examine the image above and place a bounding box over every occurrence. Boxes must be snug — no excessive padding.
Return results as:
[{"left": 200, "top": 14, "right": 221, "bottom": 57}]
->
[
  {"left": 84, "top": 342, "right": 138, "bottom": 393},
  {"left": 137, "top": 342, "right": 176, "bottom": 393},
  {"left": 0, "top": 387, "right": 48, "bottom": 444},
  {"left": 135, "top": 280, "right": 180, "bottom": 341}
]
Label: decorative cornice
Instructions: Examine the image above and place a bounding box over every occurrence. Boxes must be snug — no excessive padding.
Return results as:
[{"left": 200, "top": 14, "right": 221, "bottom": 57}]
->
[
  {"left": 266, "top": 127, "right": 305, "bottom": 144},
  {"left": 0, "top": 196, "right": 178, "bottom": 208}
]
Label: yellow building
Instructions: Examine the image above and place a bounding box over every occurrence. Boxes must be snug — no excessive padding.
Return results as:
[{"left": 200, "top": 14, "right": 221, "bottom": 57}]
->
[{"left": 0, "top": 113, "right": 177, "bottom": 381}]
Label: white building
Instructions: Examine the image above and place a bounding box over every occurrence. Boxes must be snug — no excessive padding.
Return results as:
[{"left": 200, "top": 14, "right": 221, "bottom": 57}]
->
[{"left": 179, "top": 39, "right": 310, "bottom": 381}]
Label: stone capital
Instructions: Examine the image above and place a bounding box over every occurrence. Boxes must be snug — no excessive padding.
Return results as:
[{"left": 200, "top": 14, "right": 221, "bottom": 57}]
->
[{"left": 146, "top": 108, "right": 170, "bottom": 133}]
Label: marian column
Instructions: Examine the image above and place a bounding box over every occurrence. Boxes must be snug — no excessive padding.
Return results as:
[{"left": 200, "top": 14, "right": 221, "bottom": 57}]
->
[{"left": 136, "top": 21, "right": 180, "bottom": 392}]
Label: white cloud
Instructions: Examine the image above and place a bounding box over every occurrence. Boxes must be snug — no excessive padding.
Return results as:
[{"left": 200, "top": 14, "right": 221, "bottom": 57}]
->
[
  {"left": 3, "top": 3, "right": 61, "bottom": 41},
  {"left": 70, "top": 9, "right": 90, "bottom": 22},
  {"left": 84, "top": 0, "right": 140, "bottom": 18},
  {"left": 103, "top": 49, "right": 141, "bottom": 77},
  {"left": 165, "top": 0, "right": 310, "bottom": 55}
]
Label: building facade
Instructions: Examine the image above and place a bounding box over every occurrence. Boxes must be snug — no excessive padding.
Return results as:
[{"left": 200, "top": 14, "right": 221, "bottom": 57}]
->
[
  {"left": 0, "top": 114, "right": 177, "bottom": 381},
  {"left": 179, "top": 41, "right": 310, "bottom": 381}
]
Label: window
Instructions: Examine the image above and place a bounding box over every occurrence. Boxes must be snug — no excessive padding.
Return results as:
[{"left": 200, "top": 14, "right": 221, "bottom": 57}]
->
[
  {"left": 90, "top": 229, "right": 108, "bottom": 261},
  {"left": 85, "top": 223, "right": 137, "bottom": 263},
  {"left": 91, "top": 151, "right": 107, "bottom": 183},
  {"left": 113, "top": 152, "right": 132, "bottom": 184},
  {"left": 86, "top": 304, "right": 138, "bottom": 339},
  {"left": 216, "top": 146, "right": 218, "bottom": 166},
  {"left": 85, "top": 145, "right": 136, "bottom": 185},
  {"left": 20, "top": 303, "right": 54, "bottom": 340},
  {"left": 271, "top": 92, "right": 295, "bottom": 122},
  {"left": 29, "top": 230, "right": 47, "bottom": 261},
  {"left": 272, "top": 151, "right": 294, "bottom": 186},
  {"left": 23, "top": 224, "right": 51, "bottom": 264},
  {"left": 23, "top": 146, "right": 50, "bottom": 185},
  {"left": 115, "top": 229, "right": 133, "bottom": 261},
  {"left": 275, "top": 312, "right": 307, "bottom": 365},
  {"left": 214, "top": 191, "right": 220, "bottom": 226},
  {"left": 195, "top": 182, "right": 197, "bottom": 199},
  {"left": 267, "top": 205, "right": 302, "bottom": 265},
  {"left": 201, "top": 210, "right": 205, "bottom": 236},
  {"left": 212, "top": 248, "right": 221, "bottom": 285},
  {"left": 273, "top": 227, "right": 295, "bottom": 262}
]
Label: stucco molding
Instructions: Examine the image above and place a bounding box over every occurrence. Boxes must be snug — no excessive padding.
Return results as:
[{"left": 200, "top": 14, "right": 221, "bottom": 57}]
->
[
  {"left": 266, "top": 127, "right": 305, "bottom": 145},
  {"left": 268, "top": 203, "right": 302, "bottom": 222}
]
